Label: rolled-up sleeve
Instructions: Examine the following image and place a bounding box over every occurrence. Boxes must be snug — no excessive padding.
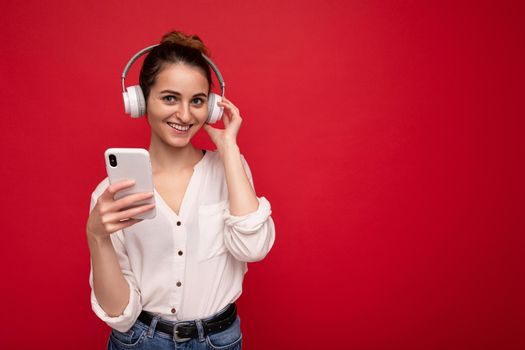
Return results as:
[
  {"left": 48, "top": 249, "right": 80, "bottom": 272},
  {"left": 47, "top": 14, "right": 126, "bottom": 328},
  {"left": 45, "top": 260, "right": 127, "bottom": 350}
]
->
[
  {"left": 88, "top": 192, "right": 143, "bottom": 332},
  {"left": 222, "top": 155, "right": 276, "bottom": 262}
]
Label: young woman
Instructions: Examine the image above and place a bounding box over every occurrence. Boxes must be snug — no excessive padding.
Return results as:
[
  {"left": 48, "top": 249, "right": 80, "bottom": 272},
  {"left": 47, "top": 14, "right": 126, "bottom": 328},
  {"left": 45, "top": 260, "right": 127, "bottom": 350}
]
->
[{"left": 86, "top": 30, "right": 276, "bottom": 350}]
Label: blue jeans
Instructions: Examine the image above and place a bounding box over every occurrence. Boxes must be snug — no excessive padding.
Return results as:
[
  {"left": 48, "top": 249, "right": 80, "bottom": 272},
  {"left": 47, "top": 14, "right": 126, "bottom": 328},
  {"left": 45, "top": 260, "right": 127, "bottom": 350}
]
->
[{"left": 107, "top": 314, "right": 242, "bottom": 350}]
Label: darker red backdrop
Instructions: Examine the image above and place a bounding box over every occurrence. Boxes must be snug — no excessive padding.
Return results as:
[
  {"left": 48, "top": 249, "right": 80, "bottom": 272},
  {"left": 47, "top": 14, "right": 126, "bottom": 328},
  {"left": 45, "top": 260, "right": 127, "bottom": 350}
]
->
[{"left": 1, "top": 1, "right": 524, "bottom": 349}]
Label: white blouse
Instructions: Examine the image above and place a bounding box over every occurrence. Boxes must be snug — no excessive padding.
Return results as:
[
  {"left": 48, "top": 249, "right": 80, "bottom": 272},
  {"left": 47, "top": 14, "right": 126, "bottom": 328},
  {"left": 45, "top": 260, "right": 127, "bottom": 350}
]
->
[{"left": 88, "top": 150, "right": 276, "bottom": 332}]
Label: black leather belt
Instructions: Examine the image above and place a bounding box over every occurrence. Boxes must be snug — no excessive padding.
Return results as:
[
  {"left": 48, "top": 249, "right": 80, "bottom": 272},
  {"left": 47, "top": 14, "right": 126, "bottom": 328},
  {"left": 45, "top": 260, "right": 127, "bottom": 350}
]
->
[{"left": 138, "top": 303, "right": 237, "bottom": 341}]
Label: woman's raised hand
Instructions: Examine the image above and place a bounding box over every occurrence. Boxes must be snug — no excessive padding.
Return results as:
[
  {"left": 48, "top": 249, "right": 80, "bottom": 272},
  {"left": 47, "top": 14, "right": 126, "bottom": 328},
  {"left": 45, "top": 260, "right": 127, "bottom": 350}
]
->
[
  {"left": 86, "top": 180, "right": 155, "bottom": 242},
  {"left": 202, "top": 97, "right": 242, "bottom": 150}
]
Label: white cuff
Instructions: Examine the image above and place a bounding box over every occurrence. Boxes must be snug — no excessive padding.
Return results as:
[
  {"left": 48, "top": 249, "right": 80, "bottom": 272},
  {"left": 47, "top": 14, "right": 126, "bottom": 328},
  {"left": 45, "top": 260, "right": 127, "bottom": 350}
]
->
[
  {"left": 224, "top": 196, "right": 272, "bottom": 233},
  {"left": 90, "top": 277, "right": 141, "bottom": 332}
]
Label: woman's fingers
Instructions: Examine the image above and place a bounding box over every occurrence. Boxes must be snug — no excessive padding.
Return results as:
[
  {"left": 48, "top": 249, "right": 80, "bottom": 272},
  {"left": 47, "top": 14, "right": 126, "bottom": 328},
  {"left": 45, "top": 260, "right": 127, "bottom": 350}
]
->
[
  {"left": 219, "top": 99, "right": 239, "bottom": 115},
  {"left": 88, "top": 181, "right": 155, "bottom": 239},
  {"left": 222, "top": 109, "right": 231, "bottom": 127},
  {"left": 93, "top": 180, "right": 155, "bottom": 233},
  {"left": 97, "top": 181, "right": 153, "bottom": 214},
  {"left": 218, "top": 100, "right": 242, "bottom": 129},
  {"left": 107, "top": 218, "right": 143, "bottom": 233},
  {"left": 102, "top": 203, "right": 156, "bottom": 228},
  {"left": 218, "top": 97, "right": 237, "bottom": 111},
  {"left": 101, "top": 179, "right": 135, "bottom": 200},
  {"left": 110, "top": 191, "right": 155, "bottom": 213}
]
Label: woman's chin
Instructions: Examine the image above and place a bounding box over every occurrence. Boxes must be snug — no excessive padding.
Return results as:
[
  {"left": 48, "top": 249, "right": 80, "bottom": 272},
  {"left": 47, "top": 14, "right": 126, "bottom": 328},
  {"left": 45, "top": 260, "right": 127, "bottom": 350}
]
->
[
  {"left": 166, "top": 137, "right": 192, "bottom": 148},
  {"left": 150, "top": 125, "right": 202, "bottom": 149}
]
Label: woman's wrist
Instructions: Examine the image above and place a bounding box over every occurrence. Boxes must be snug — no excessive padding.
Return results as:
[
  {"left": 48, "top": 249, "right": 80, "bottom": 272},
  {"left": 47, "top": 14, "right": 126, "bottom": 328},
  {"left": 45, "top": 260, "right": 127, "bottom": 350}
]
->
[
  {"left": 217, "top": 139, "right": 239, "bottom": 157},
  {"left": 87, "top": 231, "right": 112, "bottom": 248}
]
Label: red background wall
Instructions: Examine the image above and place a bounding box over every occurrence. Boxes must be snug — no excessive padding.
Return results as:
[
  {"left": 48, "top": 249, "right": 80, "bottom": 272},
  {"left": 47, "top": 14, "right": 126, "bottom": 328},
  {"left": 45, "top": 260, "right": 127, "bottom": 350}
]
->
[{"left": 1, "top": 1, "right": 524, "bottom": 349}]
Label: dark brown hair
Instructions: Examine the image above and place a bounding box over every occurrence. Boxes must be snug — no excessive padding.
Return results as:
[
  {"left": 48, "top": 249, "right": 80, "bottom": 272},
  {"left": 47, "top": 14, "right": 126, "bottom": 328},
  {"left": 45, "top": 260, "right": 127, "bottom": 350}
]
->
[{"left": 139, "top": 30, "right": 212, "bottom": 103}]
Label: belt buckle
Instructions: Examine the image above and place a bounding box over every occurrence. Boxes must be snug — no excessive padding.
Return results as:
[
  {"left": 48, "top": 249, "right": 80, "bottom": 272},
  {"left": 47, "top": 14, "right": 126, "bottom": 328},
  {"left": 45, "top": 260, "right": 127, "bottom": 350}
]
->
[{"left": 173, "top": 322, "right": 192, "bottom": 342}]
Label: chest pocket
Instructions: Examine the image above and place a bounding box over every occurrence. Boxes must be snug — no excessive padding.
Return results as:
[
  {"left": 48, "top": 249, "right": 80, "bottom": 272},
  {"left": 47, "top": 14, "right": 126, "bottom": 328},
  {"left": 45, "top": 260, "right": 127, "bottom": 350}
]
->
[{"left": 198, "top": 200, "right": 228, "bottom": 261}]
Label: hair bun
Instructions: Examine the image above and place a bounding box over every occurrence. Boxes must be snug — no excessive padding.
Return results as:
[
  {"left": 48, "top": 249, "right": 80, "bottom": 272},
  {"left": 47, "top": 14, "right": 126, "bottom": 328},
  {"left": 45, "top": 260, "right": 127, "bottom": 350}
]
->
[{"left": 161, "top": 30, "right": 209, "bottom": 56}]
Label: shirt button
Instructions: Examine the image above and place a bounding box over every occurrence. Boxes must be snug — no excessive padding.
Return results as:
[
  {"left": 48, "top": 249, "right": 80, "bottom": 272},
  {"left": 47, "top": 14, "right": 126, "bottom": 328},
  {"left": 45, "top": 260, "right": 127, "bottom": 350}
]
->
[
  {"left": 171, "top": 308, "right": 176, "bottom": 314},
  {"left": 176, "top": 281, "right": 182, "bottom": 287},
  {"left": 176, "top": 221, "right": 181, "bottom": 226},
  {"left": 178, "top": 250, "right": 183, "bottom": 256}
]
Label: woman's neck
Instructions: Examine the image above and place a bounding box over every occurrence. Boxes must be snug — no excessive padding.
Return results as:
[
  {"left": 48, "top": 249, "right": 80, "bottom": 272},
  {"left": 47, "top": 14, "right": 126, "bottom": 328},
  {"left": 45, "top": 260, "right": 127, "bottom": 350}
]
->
[{"left": 148, "top": 134, "right": 203, "bottom": 175}]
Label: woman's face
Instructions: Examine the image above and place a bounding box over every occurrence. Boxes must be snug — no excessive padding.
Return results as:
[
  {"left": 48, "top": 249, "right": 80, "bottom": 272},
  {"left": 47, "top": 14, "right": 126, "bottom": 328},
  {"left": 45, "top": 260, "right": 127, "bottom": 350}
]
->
[{"left": 146, "top": 63, "right": 209, "bottom": 148}]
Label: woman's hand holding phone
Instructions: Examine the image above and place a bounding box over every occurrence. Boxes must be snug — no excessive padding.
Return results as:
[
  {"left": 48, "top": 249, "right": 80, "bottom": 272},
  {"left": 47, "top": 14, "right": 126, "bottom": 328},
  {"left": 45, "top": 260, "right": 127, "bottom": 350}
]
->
[{"left": 86, "top": 179, "right": 155, "bottom": 243}]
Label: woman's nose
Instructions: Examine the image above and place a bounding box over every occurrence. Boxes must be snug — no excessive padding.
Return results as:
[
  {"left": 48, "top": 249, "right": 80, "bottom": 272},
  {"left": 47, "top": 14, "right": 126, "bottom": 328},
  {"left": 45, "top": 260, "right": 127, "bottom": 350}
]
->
[{"left": 175, "top": 104, "right": 192, "bottom": 123}]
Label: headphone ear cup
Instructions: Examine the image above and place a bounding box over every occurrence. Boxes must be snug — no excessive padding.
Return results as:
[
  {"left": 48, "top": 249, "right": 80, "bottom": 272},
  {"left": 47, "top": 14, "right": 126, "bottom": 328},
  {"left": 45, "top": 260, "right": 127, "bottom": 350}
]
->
[
  {"left": 207, "top": 93, "right": 224, "bottom": 124},
  {"left": 123, "top": 85, "right": 146, "bottom": 118}
]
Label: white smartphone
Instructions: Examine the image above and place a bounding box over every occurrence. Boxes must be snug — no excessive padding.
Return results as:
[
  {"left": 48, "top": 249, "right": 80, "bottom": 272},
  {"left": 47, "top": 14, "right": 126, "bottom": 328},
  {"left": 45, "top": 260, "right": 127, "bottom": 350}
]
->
[{"left": 104, "top": 148, "right": 156, "bottom": 220}]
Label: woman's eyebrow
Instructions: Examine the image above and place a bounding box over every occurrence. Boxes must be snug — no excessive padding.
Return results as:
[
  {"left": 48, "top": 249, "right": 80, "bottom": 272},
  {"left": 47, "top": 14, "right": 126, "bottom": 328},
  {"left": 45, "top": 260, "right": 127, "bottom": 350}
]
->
[
  {"left": 159, "top": 90, "right": 208, "bottom": 98},
  {"left": 160, "top": 89, "right": 181, "bottom": 95}
]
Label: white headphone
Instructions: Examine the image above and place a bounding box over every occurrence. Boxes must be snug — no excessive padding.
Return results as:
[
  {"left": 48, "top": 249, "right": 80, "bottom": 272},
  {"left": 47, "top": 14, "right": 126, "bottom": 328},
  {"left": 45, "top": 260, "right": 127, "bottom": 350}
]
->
[{"left": 121, "top": 44, "right": 225, "bottom": 124}]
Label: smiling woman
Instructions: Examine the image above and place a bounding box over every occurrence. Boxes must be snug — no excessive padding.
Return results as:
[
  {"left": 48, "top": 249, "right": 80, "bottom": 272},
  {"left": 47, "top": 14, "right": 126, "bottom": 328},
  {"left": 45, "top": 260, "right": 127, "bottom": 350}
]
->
[
  {"left": 85, "top": 30, "right": 276, "bottom": 350},
  {"left": 147, "top": 64, "right": 210, "bottom": 147}
]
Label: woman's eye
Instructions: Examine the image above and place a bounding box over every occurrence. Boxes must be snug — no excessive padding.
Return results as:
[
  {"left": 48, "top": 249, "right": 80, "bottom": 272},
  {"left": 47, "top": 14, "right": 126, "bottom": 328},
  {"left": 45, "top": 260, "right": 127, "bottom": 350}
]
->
[
  {"left": 192, "top": 98, "right": 204, "bottom": 106},
  {"left": 162, "top": 95, "right": 176, "bottom": 103}
]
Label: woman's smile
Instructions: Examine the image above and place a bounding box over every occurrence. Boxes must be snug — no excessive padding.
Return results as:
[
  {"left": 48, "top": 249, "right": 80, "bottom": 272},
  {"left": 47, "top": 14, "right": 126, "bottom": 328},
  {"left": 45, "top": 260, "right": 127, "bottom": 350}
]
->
[{"left": 166, "top": 122, "right": 192, "bottom": 133}]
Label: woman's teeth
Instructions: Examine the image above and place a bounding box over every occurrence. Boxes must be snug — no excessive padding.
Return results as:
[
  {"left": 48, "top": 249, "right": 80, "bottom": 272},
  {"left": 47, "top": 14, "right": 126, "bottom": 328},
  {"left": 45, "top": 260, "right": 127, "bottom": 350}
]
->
[{"left": 167, "top": 122, "right": 191, "bottom": 132}]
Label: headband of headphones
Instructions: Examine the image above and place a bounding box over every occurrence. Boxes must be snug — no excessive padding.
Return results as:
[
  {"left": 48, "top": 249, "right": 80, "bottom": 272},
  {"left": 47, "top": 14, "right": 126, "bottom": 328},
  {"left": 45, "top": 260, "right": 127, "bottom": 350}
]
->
[{"left": 121, "top": 44, "right": 226, "bottom": 97}]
